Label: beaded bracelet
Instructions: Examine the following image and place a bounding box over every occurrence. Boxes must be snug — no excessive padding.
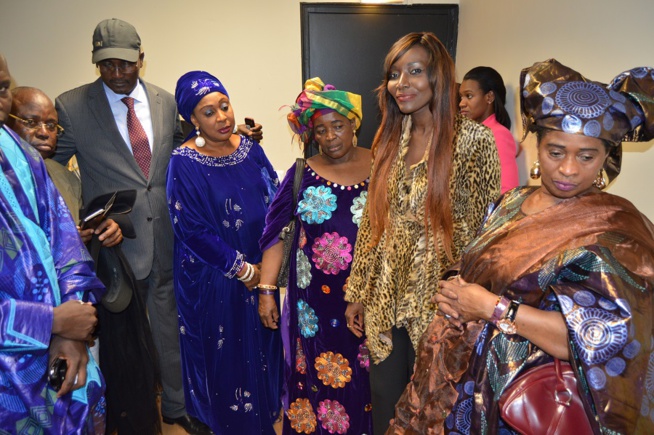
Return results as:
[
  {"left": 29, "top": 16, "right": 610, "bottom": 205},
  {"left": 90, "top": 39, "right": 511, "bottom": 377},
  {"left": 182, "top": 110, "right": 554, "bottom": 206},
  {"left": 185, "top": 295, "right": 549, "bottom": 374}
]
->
[
  {"left": 258, "top": 284, "right": 278, "bottom": 291},
  {"left": 258, "top": 288, "right": 276, "bottom": 296}
]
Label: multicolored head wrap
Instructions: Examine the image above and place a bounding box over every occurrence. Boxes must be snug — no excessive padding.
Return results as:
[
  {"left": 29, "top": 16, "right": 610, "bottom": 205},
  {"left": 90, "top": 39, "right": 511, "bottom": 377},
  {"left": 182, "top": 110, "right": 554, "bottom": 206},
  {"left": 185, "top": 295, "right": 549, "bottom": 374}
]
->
[
  {"left": 287, "top": 77, "right": 362, "bottom": 143},
  {"left": 174, "top": 70, "right": 229, "bottom": 124},
  {"left": 520, "top": 59, "right": 654, "bottom": 181}
]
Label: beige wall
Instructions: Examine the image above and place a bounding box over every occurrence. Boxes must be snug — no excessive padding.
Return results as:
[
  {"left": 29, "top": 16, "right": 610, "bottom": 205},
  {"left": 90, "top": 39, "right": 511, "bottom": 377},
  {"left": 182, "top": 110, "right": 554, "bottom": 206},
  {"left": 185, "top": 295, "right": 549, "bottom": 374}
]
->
[{"left": 1, "top": 0, "right": 652, "bottom": 220}]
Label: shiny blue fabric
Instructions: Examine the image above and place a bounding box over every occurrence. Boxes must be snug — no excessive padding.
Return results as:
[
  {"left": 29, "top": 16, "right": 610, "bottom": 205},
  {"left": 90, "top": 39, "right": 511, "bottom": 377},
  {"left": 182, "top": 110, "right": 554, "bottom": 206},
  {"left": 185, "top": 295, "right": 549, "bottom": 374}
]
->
[
  {"left": 174, "top": 70, "right": 229, "bottom": 124},
  {"left": 166, "top": 136, "right": 282, "bottom": 434},
  {"left": 260, "top": 162, "right": 372, "bottom": 435},
  {"left": 0, "top": 126, "right": 106, "bottom": 434}
]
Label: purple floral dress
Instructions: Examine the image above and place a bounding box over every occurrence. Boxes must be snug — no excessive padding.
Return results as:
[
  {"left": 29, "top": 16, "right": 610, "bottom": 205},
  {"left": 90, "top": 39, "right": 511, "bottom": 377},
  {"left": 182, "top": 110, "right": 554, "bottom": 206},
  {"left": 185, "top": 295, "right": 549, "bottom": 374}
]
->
[{"left": 261, "top": 162, "right": 372, "bottom": 435}]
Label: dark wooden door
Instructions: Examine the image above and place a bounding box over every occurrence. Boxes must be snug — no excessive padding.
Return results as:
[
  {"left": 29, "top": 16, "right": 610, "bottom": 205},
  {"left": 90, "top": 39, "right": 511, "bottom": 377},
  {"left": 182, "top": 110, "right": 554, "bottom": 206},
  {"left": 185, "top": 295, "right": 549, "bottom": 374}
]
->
[{"left": 301, "top": 3, "right": 458, "bottom": 156}]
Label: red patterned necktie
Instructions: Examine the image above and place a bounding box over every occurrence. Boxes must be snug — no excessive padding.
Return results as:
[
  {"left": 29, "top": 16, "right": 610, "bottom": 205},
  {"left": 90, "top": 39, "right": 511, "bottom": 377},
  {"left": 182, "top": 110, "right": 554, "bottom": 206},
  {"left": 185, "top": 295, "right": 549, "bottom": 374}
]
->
[{"left": 121, "top": 97, "right": 151, "bottom": 178}]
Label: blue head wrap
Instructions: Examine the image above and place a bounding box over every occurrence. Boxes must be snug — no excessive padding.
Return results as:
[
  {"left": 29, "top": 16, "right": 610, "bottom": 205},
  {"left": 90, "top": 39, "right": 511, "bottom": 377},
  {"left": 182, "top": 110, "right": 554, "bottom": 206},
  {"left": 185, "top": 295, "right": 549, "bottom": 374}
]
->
[{"left": 174, "top": 70, "right": 230, "bottom": 124}]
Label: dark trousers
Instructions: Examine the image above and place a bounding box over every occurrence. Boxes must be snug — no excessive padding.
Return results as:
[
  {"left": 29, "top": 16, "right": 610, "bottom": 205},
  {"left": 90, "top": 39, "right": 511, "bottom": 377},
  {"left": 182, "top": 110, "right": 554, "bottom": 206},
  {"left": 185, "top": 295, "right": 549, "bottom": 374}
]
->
[{"left": 370, "top": 327, "right": 415, "bottom": 435}]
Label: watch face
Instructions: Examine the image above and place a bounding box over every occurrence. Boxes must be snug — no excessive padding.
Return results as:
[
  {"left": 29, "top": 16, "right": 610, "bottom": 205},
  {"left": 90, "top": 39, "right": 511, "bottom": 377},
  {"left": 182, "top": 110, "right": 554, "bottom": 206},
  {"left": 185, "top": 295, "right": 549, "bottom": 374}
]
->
[{"left": 497, "top": 319, "right": 517, "bottom": 335}]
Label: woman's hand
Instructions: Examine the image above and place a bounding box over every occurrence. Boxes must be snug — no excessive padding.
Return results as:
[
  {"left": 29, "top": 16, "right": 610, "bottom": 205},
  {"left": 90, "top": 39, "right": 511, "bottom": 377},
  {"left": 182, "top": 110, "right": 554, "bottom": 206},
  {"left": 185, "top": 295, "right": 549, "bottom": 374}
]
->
[
  {"left": 434, "top": 276, "right": 496, "bottom": 328},
  {"left": 345, "top": 302, "right": 365, "bottom": 338},
  {"left": 49, "top": 335, "right": 89, "bottom": 397},
  {"left": 52, "top": 300, "right": 98, "bottom": 341},
  {"left": 258, "top": 294, "right": 279, "bottom": 330},
  {"left": 237, "top": 262, "right": 261, "bottom": 291}
]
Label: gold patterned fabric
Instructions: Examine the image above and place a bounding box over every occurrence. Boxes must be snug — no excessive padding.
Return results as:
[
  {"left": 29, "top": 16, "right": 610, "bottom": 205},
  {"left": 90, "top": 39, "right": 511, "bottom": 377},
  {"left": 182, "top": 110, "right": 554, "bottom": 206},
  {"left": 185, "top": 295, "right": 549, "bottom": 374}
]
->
[
  {"left": 346, "top": 115, "right": 500, "bottom": 363},
  {"left": 389, "top": 187, "right": 654, "bottom": 434}
]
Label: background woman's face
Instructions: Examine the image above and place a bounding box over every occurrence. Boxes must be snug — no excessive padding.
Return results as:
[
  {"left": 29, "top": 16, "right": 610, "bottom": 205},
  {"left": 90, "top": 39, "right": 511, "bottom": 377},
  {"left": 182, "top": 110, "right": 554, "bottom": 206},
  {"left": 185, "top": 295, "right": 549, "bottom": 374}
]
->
[
  {"left": 538, "top": 130, "right": 608, "bottom": 200},
  {"left": 387, "top": 45, "right": 433, "bottom": 116},
  {"left": 459, "top": 79, "right": 492, "bottom": 123},
  {"left": 313, "top": 111, "right": 356, "bottom": 160}
]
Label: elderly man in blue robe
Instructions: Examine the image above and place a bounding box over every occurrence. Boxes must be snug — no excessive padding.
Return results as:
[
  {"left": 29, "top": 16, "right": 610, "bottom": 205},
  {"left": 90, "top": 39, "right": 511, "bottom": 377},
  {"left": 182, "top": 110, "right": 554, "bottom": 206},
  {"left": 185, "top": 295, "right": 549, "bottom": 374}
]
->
[{"left": 0, "top": 54, "right": 106, "bottom": 433}]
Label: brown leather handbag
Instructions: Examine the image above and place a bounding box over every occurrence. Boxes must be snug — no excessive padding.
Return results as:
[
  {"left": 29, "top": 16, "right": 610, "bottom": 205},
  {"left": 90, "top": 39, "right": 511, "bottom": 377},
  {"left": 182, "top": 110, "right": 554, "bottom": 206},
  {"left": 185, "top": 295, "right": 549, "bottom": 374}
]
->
[{"left": 499, "top": 359, "right": 595, "bottom": 435}]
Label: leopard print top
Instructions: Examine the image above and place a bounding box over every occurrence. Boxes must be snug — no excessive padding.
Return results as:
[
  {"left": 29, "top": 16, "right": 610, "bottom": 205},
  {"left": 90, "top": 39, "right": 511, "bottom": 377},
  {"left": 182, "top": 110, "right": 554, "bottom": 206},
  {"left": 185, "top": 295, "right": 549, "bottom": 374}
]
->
[{"left": 345, "top": 115, "right": 500, "bottom": 363}]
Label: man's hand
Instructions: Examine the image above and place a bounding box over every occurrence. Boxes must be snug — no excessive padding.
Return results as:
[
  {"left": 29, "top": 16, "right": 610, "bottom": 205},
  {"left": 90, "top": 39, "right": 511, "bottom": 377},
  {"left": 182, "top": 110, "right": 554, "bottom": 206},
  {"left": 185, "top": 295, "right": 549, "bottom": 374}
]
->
[
  {"left": 95, "top": 218, "right": 122, "bottom": 247},
  {"left": 52, "top": 300, "right": 97, "bottom": 341},
  {"left": 49, "top": 335, "right": 88, "bottom": 397},
  {"left": 236, "top": 122, "right": 263, "bottom": 142}
]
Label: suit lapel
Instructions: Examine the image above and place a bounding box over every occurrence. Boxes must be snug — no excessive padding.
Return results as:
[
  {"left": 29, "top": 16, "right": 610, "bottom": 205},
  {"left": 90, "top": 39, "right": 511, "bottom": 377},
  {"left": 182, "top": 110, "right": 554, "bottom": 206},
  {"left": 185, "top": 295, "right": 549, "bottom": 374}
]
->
[{"left": 88, "top": 79, "right": 147, "bottom": 182}]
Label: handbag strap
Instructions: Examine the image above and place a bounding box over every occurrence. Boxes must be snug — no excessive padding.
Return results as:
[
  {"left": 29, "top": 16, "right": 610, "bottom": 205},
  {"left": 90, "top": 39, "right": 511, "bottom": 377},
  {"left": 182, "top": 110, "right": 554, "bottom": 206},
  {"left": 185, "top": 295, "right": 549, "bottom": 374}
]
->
[{"left": 290, "top": 158, "right": 305, "bottom": 218}]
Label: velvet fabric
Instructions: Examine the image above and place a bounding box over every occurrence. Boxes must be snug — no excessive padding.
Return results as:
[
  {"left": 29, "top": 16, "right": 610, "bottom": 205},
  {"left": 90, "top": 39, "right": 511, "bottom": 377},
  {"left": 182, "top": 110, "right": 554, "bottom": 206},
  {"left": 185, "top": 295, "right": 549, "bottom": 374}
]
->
[
  {"left": 174, "top": 70, "right": 229, "bottom": 124},
  {"left": 0, "top": 126, "right": 106, "bottom": 434},
  {"left": 260, "top": 161, "right": 373, "bottom": 435},
  {"left": 389, "top": 187, "right": 654, "bottom": 434},
  {"left": 166, "top": 136, "right": 283, "bottom": 434}
]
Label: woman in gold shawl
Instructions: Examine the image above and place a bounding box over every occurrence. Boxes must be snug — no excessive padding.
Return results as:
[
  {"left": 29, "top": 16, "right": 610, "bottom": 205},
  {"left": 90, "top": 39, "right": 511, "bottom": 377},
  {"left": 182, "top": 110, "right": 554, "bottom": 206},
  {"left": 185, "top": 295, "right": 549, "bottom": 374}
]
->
[{"left": 388, "top": 59, "right": 654, "bottom": 434}]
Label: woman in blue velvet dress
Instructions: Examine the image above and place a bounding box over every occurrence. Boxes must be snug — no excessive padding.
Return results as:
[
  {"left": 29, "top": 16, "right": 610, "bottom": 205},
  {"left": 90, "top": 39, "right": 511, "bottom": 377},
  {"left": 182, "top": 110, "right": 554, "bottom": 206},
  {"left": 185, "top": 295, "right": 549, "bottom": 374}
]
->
[
  {"left": 167, "top": 71, "right": 283, "bottom": 434},
  {"left": 259, "top": 78, "right": 373, "bottom": 435}
]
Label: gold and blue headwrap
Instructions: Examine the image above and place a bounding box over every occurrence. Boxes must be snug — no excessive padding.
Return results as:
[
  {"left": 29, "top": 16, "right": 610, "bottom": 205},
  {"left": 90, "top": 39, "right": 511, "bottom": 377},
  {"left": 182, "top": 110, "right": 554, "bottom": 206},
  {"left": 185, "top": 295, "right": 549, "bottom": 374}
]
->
[
  {"left": 521, "top": 59, "right": 654, "bottom": 181},
  {"left": 287, "top": 77, "right": 362, "bottom": 143}
]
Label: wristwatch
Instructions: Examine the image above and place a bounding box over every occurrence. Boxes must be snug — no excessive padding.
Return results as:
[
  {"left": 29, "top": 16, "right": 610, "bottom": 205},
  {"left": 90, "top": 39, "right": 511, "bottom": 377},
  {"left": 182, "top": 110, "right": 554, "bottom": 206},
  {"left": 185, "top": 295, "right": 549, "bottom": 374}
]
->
[{"left": 496, "top": 300, "right": 520, "bottom": 335}]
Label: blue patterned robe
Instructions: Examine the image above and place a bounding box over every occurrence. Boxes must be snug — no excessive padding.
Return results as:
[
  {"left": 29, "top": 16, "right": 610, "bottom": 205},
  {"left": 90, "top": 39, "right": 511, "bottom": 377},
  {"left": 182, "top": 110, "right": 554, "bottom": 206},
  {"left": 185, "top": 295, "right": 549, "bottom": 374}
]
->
[
  {"left": 166, "top": 137, "right": 283, "bottom": 434},
  {"left": 0, "top": 126, "right": 105, "bottom": 434}
]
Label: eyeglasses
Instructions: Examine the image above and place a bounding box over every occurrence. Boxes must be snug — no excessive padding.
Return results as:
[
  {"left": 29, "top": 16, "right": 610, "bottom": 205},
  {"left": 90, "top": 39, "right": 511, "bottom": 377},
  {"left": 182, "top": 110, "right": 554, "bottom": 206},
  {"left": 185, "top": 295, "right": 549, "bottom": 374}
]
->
[
  {"left": 9, "top": 113, "right": 65, "bottom": 137},
  {"left": 97, "top": 60, "right": 139, "bottom": 74}
]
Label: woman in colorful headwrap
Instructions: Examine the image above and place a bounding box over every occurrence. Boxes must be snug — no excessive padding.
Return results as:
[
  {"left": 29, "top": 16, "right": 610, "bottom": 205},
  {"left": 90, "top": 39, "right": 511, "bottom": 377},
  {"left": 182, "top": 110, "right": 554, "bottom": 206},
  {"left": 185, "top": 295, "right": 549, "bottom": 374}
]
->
[
  {"left": 387, "top": 59, "right": 654, "bottom": 434},
  {"left": 166, "top": 70, "right": 283, "bottom": 434},
  {"left": 343, "top": 32, "right": 501, "bottom": 434},
  {"left": 258, "top": 78, "right": 373, "bottom": 435}
]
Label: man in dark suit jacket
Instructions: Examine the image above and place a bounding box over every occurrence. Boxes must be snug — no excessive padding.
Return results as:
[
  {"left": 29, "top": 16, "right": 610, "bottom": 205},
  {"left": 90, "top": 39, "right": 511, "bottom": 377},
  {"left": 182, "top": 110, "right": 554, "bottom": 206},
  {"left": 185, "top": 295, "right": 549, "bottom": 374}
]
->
[{"left": 54, "top": 19, "right": 210, "bottom": 435}]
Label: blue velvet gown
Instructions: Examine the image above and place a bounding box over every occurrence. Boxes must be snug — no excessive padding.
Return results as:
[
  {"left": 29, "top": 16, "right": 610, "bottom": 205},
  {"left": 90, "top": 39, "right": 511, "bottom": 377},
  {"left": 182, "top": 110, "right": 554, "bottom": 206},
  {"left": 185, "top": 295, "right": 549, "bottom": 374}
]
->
[
  {"left": 166, "top": 136, "right": 283, "bottom": 434},
  {"left": 260, "top": 161, "right": 373, "bottom": 435}
]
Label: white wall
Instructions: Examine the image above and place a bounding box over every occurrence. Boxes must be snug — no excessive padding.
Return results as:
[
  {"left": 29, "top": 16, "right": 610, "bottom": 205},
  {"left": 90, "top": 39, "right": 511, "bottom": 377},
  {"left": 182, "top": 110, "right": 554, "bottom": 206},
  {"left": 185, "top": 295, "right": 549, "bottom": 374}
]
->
[
  {"left": 1, "top": 0, "right": 652, "bottom": 220},
  {"left": 457, "top": 0, "right": 654, "bottom": 220}
]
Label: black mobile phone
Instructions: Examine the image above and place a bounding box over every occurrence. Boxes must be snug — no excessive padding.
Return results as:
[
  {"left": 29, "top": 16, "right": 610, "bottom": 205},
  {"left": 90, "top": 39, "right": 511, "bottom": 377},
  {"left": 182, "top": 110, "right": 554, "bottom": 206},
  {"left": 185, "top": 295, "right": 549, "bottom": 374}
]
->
[
  {"left": 245, "top": 117, "right": 255, "bottom": 129},
  {"left": 48, "top": 358, "right": 67, "bottom": 391}
]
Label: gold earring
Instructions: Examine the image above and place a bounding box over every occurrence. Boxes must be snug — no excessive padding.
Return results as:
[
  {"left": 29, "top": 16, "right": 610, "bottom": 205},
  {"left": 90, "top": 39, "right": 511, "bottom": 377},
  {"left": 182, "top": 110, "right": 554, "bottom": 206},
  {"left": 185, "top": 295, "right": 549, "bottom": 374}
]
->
[
  {"left": 593, "top": 169, "right": 607, "bottom": 189},
  {"left": 318, "top": 145, "right": 323, "bottom": 155},
  {"left": 352, "top": 131, "right": 358, "bottom": 148},
  {"left": 529, "top": 160, "right": 541, "bottom": 179}
]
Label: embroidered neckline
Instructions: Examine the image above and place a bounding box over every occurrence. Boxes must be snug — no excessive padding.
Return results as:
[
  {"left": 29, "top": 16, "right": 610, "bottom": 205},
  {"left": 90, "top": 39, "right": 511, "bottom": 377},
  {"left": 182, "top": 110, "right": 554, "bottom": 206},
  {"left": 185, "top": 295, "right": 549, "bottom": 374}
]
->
[
  {"left": 305, "top": 164, "right": 369, "bottom": 191},
  {"left": 172, "top": 136, "right": 253, "bottom": 167}
]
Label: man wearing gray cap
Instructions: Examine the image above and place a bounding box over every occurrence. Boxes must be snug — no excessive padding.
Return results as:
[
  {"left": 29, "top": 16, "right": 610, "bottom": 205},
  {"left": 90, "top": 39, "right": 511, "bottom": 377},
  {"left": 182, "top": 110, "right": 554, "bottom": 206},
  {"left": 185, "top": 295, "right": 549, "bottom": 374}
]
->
[{"left": 54, "top": 18, "right": 211, "bottom": 435}]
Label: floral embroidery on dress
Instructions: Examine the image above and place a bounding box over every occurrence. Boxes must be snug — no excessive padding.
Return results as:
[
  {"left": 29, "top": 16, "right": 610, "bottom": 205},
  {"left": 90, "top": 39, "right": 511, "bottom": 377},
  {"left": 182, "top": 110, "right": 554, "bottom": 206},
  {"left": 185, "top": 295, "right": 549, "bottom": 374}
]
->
[
  {"left": 316, "top": 399, "right": 350, "bottom": 434},
  {"left": 357, "top": 339, "right": 370, "bottom": 372},
  {"left": 312, "top": 232, "right": 352, "bottom": 275},
  {"left": 296, "top": 338, "right": 307, "bottom": 374},
  {"left": 296, "top": 249, "right": 312, "bottom": 289},
  {"left": 299, "top": 226, "right": 307, "bottom": 249},
  {"left": 172, "top": 137, "right": 253, "bottom": 167},
  {"left": 350, "top": 191, "right": 368, "bottom": 227},
  {"left": 287, "top": 398, "right": 317, "bottom": 434},
  {"left": 298, "top": 299, "right": 319, "bottom": 338},
  {"left": 315, "top": 351, "right": 352, "bottom": 388},
  {"left": 221, "top": 198, "right": 245, "bottom": 231},
  {"left": 297, "top": 186, "right": 337, "bottom": 224}
]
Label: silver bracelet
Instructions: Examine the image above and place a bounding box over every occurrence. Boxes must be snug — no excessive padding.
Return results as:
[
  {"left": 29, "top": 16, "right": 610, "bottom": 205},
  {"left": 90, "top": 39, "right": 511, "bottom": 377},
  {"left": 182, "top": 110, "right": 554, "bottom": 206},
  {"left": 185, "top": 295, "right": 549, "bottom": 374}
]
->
[{"left": 237, "top": 263, "right": 254, "bottom": 282}]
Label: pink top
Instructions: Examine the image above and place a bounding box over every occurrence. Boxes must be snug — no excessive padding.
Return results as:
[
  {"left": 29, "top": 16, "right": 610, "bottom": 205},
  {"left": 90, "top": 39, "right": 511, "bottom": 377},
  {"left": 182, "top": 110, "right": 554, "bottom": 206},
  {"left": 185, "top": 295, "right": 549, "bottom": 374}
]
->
[{"left": 483, "top": 114, "right": 519, "bottom": 194}]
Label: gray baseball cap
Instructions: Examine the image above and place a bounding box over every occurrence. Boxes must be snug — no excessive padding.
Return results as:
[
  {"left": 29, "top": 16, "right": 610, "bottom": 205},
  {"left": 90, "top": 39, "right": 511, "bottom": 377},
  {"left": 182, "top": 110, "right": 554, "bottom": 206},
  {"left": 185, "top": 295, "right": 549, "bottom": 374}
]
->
[{"left": 92, "top": 18, "right": 141, "bottom": 64}]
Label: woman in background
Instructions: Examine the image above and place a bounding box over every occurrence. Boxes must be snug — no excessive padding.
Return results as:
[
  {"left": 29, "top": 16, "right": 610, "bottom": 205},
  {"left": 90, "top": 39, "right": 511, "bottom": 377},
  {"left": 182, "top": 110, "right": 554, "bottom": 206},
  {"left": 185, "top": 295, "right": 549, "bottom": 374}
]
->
[
  {"left": 344, "top": 32, "right": 500, "bottom": 434},
  {"left": 459, "top": 66, "right": 519, "bottom": 193},
  {"left": 259, "top": 78, "right": 373, "bottom": 435},
  {"left": 388, "top": 59, "right": 654, "bottom": 434},
  {"left": 167, "top": 70, "right": 283, "bottom": 434}
]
